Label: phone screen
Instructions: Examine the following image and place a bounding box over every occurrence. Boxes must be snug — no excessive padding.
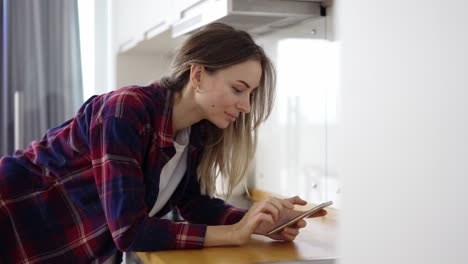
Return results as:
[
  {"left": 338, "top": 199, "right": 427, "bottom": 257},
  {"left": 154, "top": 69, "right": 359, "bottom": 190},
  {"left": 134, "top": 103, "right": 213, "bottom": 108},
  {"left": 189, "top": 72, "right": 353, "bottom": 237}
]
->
[{"left": 266, "top": 201, "right": 333, "bottom": 235}]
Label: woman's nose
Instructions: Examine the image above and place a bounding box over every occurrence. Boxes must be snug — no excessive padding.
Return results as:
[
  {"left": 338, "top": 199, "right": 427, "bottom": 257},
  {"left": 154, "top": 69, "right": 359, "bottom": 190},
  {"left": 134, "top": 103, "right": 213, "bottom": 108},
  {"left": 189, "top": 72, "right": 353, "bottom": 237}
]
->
[{"left": 237, "top": 94, "right": 251, "bottom": 113}]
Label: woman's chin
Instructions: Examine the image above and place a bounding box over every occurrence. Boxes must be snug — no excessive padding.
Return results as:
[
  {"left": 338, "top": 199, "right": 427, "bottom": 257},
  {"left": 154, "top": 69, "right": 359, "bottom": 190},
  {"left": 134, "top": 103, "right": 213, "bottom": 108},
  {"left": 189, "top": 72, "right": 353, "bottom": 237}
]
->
[{"left": 210, "top": 119, "right": 230, "bottom": 129}]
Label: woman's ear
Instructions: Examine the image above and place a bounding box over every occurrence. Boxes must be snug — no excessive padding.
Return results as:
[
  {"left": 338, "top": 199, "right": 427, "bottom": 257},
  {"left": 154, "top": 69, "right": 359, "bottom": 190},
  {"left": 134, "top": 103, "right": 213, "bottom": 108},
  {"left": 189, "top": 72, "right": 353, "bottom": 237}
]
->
[{"left": 190, "top": 64, "right": 204, "bottom": 90}]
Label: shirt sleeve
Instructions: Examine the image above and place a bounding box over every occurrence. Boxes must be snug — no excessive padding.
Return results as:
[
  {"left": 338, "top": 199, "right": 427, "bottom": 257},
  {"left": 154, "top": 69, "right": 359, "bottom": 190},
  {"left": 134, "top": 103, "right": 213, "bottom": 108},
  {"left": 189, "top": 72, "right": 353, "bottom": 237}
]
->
[
  {"left": 176, "top": 164, "right": 247, "bottom": 226},
  {"left": 89, "top": 115, "right": 207, "bottom": 251}
]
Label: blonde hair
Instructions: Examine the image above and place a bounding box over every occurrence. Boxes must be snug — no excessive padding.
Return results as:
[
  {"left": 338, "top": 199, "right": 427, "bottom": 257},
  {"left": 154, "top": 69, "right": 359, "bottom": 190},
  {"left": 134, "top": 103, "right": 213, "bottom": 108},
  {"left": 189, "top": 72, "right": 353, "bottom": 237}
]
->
[{"left": 160, "top": 23, "right": 276, "bottom": 198}]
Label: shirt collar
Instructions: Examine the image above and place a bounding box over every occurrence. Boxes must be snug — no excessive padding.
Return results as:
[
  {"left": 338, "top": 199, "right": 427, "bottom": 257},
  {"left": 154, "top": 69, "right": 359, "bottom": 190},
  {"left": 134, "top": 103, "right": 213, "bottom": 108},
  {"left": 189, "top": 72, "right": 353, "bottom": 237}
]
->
[
  {"left": 153, "top": 82, "right": 210, "bottom": 150},
  {"left": 155, "top": 83, "right": 176, "bottom": 148}
]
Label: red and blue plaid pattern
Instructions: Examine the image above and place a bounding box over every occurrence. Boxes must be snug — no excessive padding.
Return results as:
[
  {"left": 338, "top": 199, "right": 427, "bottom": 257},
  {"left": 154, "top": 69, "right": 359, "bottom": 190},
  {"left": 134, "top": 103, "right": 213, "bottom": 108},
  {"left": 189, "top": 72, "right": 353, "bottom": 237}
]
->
[{"left": 0, "top": 83, "right": 246, "bottom": 263}]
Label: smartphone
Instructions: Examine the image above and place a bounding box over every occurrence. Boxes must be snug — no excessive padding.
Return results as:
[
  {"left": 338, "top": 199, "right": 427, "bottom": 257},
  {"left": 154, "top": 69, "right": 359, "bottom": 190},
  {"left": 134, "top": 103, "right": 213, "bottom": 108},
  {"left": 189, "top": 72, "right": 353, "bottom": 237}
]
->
[{"left": 266, "top": 201, "right": 333, "bottom": 236}]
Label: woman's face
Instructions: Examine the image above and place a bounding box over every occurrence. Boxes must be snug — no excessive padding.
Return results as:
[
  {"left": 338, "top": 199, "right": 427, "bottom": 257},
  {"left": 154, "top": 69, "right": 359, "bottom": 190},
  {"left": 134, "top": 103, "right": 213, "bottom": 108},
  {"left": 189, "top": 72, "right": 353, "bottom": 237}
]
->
[{"left": 195, "top": 59, "right": 262, "bottom": 129}]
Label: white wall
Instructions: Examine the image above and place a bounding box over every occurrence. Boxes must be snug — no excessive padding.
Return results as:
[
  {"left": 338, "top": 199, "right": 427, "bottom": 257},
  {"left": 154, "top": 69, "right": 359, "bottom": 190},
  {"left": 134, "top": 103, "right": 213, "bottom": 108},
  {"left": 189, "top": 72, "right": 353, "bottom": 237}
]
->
[
  {"left": 338, "top": 1, "right": 468, "bottom": 263},
  {"left": 116, "top": 53, "right": 172, "bottom": 88}
]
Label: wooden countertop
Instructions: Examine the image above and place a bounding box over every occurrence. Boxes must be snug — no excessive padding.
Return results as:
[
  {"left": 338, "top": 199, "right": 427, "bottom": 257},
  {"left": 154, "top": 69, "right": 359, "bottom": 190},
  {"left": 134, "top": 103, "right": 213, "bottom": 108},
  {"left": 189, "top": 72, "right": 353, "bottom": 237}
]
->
[{"left": 136, "top": 210, "right": 338, "bottom": 264}]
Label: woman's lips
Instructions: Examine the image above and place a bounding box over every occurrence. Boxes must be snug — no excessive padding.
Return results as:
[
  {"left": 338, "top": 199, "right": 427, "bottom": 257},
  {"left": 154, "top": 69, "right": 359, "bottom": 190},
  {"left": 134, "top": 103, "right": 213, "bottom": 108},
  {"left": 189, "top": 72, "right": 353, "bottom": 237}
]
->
[{"left": 225, "top": 112, "right": 237, "bottom": 121}]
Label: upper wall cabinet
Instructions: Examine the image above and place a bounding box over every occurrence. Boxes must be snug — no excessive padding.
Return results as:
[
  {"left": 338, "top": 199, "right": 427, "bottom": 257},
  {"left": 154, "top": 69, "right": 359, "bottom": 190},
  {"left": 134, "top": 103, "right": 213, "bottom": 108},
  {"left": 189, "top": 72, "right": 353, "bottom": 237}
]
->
[
  {"left": 113, "top": 0, "right": 325, "bottom": 54},
  {"left": 172, "top": 0, "right": 323, "bottom": 38},
  {"left": 114, "top": 0, "right": 180, "bottom": 53},
  {"left": 176, "top": 0, "right": 205, "bottom": 11}
]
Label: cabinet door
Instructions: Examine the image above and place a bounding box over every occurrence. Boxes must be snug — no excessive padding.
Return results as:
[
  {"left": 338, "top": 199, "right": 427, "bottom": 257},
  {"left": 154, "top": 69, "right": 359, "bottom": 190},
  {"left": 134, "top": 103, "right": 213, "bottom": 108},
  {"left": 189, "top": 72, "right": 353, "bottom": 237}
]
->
[
  {"left": 175, "top": 0, "right": 204, "bottom": 14},
  {"left": 114, "top": 0, "right": 174, "bottom": 53},
  {"left": 114, "top": 0, "right": 143, "bottom": 52},
  {"left": 139, "top": 0, "right": 176, "bottom": 39}
]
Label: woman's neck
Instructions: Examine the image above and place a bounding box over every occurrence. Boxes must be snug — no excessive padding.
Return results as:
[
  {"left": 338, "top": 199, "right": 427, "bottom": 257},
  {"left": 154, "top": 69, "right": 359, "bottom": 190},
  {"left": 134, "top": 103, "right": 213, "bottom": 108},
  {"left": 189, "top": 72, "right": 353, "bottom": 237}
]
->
[{"left": 172, "top": 87, "right": 203, "bottom": 135}]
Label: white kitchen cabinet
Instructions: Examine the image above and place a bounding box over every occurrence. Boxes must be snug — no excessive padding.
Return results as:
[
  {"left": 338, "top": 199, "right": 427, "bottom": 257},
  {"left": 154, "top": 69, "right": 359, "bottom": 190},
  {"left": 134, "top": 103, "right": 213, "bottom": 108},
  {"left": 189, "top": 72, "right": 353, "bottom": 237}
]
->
[
  {"left": 113, "top": 0, "right": 181, "bottom": 53},
  {"left": 114, "top": 0, "right": 143, "bottom": 52},
  {"left": 175, "top": 0, "right": 203, "bottom": 12},
  {"left": 112, "top": 1, "right": 192, "bottom": 88}
]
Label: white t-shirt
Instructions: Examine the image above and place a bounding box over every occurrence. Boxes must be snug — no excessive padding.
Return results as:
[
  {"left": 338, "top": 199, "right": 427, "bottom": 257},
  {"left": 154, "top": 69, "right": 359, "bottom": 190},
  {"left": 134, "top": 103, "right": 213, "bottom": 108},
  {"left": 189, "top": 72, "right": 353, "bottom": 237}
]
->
[
  {"left": 124, "top": 127, "right": 191, "bottom": 264},
  {"left": 148, "top": 126, "right": 191, "bottom": 217}
]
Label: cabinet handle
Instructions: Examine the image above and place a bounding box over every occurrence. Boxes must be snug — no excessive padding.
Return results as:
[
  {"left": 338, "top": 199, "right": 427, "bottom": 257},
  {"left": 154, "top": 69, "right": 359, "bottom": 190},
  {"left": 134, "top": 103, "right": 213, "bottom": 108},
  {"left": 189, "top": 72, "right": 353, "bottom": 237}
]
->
[
  {"left": 118, "top": 39, "right": 137, "bottom": 53},
  {"left": 144, "top": 21, "right": 166, "bottom": 40},
  {"left": 180, "top": 0, "right": 206, "bottom": 18}
]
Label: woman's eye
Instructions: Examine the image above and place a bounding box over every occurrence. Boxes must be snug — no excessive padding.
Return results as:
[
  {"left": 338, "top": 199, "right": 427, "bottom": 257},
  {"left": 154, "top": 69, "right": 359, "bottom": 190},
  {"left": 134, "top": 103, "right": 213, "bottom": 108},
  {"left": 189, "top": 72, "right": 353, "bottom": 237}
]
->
[{"left": 232, "top": 87, "right": 243, "bottom": 94}]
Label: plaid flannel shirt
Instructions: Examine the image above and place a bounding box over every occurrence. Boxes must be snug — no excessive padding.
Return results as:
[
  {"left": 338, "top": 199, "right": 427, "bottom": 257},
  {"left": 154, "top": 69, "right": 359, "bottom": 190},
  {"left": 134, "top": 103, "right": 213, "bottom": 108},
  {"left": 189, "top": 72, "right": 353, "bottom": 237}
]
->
[{"left": 0, "top": 83, "right": 246, "bottom": 263}]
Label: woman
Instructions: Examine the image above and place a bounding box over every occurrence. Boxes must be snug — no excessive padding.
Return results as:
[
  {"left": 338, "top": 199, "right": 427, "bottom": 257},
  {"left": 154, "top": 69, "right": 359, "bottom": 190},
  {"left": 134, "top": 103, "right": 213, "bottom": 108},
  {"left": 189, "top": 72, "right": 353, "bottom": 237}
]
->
[{"left": 0, "top": 23, "right": 325, "bottom": 263}]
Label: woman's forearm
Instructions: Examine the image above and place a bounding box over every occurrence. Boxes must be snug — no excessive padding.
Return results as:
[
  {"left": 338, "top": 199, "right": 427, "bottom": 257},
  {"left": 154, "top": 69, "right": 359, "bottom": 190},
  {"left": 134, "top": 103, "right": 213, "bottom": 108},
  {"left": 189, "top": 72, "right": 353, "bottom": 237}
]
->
[{"left": 204, "top": 225, "right": 240, "bottom": 247}]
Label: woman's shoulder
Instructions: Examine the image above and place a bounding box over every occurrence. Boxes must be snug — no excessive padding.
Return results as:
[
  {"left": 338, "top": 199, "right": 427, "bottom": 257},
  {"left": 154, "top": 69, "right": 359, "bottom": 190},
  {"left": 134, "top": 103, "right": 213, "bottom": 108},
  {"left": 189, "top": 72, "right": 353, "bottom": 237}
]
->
[
  {"left": 106, "top": 82, "right": 167, "bottom": 106},
  {"left": 84, "top": 82, "right": 172, "bottom": 128}
]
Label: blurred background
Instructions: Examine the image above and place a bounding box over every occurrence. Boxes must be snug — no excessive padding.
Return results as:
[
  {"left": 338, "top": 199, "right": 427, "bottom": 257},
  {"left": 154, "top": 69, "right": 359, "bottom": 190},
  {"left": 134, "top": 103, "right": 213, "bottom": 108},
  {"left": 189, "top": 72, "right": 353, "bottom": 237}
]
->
[{"left": 1, "top": 0, "right": 467, "bottom": 263}]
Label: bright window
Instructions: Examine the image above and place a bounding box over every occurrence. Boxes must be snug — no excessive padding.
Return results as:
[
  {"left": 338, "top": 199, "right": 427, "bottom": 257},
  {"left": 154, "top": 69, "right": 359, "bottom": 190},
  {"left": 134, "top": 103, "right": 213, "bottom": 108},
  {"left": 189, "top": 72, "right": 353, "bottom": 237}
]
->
[{"left": 77, "top": 0, "right": 95, "bottom": 101}]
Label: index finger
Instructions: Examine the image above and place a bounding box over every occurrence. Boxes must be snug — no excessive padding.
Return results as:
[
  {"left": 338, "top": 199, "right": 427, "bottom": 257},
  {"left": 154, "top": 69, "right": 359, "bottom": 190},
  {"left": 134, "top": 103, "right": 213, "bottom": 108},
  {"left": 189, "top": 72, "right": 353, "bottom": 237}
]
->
[
  {"left": 285, "top": 196, "right": 308, "bottom": 206},
  {"left": 267, "top": 197, "right": 294, "bottom": 211}
]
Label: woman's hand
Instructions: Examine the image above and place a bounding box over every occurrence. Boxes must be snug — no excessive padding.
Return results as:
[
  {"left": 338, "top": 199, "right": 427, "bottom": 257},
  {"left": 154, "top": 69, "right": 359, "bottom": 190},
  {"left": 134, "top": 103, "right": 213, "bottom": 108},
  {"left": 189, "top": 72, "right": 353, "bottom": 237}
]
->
[
  {"left": 229, "top": 197, "right": 295, "bottom": 245},
  {"left": 254, "top": 196, "right": 328, "bottom": 241},
  {"left": 204, "top": 196, "right": 327, "bottom": 247}
]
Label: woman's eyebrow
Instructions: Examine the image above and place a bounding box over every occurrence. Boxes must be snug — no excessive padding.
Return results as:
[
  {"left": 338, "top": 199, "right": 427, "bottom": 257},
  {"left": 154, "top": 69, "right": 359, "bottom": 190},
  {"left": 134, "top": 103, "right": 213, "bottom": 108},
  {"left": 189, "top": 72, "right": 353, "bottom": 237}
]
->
[{"left": 236, "top": 80, "right": 250, "bottom": 89}]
